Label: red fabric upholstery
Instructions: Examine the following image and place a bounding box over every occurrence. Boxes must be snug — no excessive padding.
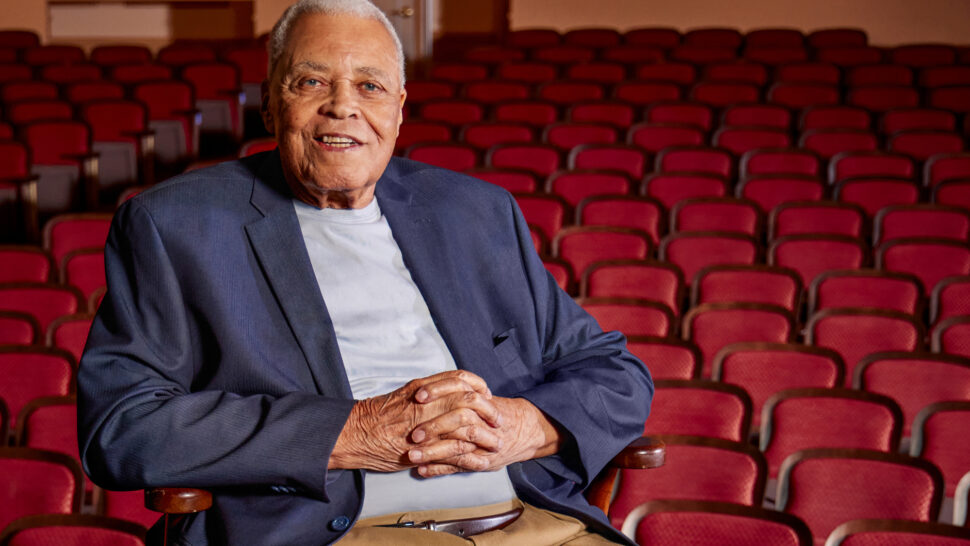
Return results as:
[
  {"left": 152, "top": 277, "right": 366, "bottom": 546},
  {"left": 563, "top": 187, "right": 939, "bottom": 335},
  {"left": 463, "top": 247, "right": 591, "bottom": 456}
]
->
[
  {"left": 642, "top": 379, "right": 752, "bottom": 441},
  {"left": 769, "top": 234, "right": 868, "bottom": 286},
  {"left": 912, "top": 401, "right": 970, "bottom": 496},
  {"left": 630, "top": 500, "right": 811, "bottom": 546},
  {"left": 553, "top": 226, "right": 652, "bottom": 279},
  {"left": 671, "top": 198, "right": 762, "bottom": 237},
  {"left": 713, "top": 343, "right": 844, "bottom": 431},
  {"left": 655, "top": 146, "right": 732, "bottom": 178},
  {"left": 683, "top": 302, "right": 794, "bottom": 377},
  {"left": 660, "top": 232, "right": 759, "bottom": 286},
  {"left": 609, "top": 435, "right": 767, "bottom": 529},
  {"left": 761, "top": 389, "right": 902, "bottom": 477},
  {"left": 42, "top": 214, "right": 112, "bottom": 266},
  {"left": 692, "top": 265, "right": 801, "bottom": 312},
  {"left": 0, "top": 283, "right": 82, "bottom": 333},
  {"left": 0, "top": 247, "right": 52, "bottom": 283},
  {"left": 546, "top": 169, "right": 629, "bottom": 207},
  {"left": 576, "top": 196, "right": 664, "bottom": 244},
  {"left": 582, "top": 260, "right": 683, "bottom": 315},
  {"left": 856, "top": 353, "right": 970, "bottom": 437},
  {"left": 625, "top": 337, "right": 700, "bottom": 380},
  {"left": 768, "top": 202, "right": 866, "bottom": 240},
  {"left": 877, "top": 238, "right": 970, "bottom": 296},
  {"left": 778, "top": 448, "right": 942, "bottom": 545},
  {"left": 578, "top": 298, "right": 673, "bottom": 338},
  {"left": 0, "top": 448, "right": 82, "bottom": 531},
  {"left": 807, "top": 309, "right": 923, "bottom": 385},
  {"left": 809, "top": 269, "right": 923, "bottom": 316}
]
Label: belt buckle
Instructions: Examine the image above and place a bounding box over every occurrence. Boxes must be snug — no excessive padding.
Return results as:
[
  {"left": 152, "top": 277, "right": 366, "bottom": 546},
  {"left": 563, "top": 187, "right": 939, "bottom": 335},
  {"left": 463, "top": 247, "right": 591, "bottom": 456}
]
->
[
  {"left": 375, "top": 507, "right": 522, "bottom": 537},
  {"left": 377, "top": 519, "right": 437, "bottom": 531}
]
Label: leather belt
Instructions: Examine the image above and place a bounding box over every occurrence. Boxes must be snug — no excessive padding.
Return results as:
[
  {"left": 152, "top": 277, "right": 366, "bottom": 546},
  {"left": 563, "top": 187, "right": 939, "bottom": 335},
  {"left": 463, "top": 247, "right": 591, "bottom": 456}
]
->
[{"left": 375, "top": 507, "right": 523, "bottom": 537}]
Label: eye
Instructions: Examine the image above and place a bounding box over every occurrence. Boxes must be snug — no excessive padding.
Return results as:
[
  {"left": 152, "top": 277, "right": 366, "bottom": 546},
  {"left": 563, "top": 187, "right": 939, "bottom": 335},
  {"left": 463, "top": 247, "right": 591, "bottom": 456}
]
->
[
  {"left": 303, "top": 78, "right": 321, "bottom": 87},
  {"left": 361, "top": 82, "right": 382, "bottom": 92}
]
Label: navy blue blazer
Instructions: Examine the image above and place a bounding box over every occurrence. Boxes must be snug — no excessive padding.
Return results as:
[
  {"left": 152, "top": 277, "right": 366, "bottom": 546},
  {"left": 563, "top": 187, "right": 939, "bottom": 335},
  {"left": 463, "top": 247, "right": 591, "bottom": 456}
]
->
[{"left": 77, "top": 152, "right": 653, "bottom": 545}]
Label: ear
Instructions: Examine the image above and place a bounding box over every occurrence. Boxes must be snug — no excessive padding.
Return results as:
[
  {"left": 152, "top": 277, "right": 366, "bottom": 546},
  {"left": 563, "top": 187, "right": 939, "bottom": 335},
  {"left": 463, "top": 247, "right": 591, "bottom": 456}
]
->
[
  {"left": 260, "top": 80, "right": 275, "bottom": 135},
  {"left": 395, "top": 88, "right": 406, "bottom": 137}
]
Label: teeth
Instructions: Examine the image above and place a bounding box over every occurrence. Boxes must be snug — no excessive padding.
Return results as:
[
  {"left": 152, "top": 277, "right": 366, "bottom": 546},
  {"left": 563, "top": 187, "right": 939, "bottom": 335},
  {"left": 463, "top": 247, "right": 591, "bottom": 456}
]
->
[{"left": 318, "top": 135, "right": 357, "bottom": 147}]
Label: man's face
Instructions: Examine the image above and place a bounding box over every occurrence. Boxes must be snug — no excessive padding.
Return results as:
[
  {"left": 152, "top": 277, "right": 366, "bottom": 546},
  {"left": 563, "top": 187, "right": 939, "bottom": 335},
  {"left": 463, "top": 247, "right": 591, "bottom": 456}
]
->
[{"left": 262, "top": 13, "right": 406, "bottom": 208}]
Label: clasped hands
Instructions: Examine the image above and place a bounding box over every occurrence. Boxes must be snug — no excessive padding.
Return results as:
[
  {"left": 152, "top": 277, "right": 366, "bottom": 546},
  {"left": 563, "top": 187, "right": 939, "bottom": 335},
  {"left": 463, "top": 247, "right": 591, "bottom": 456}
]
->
[{"left": 330, "top": 370, "right": 560, "bottom": 477}]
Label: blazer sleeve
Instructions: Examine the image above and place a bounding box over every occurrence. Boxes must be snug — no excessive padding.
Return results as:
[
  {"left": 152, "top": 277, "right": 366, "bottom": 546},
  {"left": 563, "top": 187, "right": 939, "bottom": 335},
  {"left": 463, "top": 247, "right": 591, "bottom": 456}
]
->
[
  {"left": 77, "top": 199, "right": 355, "bottom": 500},
  {"left": 505, "top": 193, "right": 654, "bottom": 488}
]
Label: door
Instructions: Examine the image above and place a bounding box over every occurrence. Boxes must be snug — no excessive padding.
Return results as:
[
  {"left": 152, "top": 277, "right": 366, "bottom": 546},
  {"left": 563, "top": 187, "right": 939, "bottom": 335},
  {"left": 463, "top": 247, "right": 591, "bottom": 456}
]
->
[{"left": 372, "top": 0, "right": 433, "bottom": 64}]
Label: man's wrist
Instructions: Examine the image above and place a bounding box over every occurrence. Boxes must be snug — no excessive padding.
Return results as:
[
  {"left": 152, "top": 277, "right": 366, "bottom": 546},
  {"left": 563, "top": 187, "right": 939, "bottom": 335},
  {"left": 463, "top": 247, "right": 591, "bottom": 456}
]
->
[
  {"left": 513, "top": 397, "right": 563, "bottom": 460},
  {"left": 329, "top": 400, "right": 364, "bottom": 470}
]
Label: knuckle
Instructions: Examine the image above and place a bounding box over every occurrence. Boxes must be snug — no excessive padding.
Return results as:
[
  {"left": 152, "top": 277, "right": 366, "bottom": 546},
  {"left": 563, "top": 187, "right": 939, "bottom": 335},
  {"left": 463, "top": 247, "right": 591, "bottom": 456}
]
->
[
  {"left": 458, "top": 408, "right": 477, "bottom": 425},
  {"left": 455, "top": 440, "right": 474, "bottom": 455},
  {"left": 459, "top": 454, "right": 487, "bottom": 471}
]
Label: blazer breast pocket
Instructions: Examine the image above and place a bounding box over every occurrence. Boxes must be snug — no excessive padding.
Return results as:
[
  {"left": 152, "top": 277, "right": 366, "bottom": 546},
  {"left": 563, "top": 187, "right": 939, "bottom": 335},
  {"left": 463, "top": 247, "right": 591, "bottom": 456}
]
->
[{"left": 492, "top": 328, "right": 535, "bottom": 392}]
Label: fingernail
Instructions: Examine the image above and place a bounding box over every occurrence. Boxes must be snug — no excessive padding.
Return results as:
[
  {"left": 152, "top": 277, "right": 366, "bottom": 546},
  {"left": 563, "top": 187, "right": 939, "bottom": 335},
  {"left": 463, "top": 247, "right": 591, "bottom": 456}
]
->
[
  {"left": 415, "top": 389, "right": 428, "bottom": 402},
  {"left": 412, "top": 429, "right": 425, "bottom": 442},
  {"left": 409, "top": 450, "right": 423, "bottom": 462}
]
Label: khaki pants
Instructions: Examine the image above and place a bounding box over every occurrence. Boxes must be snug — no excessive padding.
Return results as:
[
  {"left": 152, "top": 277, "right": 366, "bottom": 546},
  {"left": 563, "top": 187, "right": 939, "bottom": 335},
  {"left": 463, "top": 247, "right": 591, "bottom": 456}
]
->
[{"left": 337, "top": 499, "right": 620, "bottom": 545}]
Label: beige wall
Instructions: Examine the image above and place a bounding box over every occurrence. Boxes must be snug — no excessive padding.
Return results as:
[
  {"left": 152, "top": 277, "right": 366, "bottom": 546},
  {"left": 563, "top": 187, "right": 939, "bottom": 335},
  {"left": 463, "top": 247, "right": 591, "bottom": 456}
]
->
[
  {"left": 11, "top": 0, "right": 970, "bottom": 47},
  {"left": 510, "top": 0, "right": 970, "bottom": 46},
  {"left": 5, "top": 1, "right": 48, "bottom": 42},
  {"left": 254, "top": 0, "right": 291, "bottom": 35}
]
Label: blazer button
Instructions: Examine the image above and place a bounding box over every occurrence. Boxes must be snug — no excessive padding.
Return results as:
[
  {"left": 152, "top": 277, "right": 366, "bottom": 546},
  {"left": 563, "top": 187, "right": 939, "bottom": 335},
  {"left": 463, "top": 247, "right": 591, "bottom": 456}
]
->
[{"left": 329, "top": 516, "right": 351, "bottom": 531}]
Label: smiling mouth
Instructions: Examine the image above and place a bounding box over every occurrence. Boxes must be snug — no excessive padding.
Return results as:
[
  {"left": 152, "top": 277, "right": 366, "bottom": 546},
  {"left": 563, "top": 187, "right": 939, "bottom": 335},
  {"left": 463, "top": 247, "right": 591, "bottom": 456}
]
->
[{"left": 314, "top": 135, "right": 361, "bottom": 149}]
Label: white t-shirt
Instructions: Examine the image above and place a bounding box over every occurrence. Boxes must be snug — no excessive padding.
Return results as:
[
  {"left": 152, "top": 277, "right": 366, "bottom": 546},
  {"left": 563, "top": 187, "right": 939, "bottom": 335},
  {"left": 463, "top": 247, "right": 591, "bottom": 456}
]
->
[{"left": 294, "top": 198, "right": 516, "bottom": 518}]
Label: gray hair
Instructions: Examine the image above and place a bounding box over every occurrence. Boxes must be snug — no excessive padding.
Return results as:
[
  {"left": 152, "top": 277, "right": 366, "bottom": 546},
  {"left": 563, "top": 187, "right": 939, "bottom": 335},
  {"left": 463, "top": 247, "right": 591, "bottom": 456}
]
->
[{"left": 267, "top": 0, "right": 406, "bottom": 85}]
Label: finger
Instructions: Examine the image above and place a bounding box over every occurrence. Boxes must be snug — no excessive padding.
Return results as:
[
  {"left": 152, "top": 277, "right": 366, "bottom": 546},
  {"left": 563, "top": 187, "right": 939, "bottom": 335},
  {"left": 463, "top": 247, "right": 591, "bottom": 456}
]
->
[
  {"left": 417, "top": 391, "right": 502, "bottom": 433},
  {"left": 414, "top": 420, "right": 502, "bottom": 452},
  {"left": 414, "top": 371, "right": 491, "bottom": 403},
  {"left": 418, "top": 452, "right": 492, "bottom": 475},
  {"left": 411, "top": 405, "right": 482, "bottom": 443},
  {"left": 415, "top": 463, "right": 463, "bottom": 477},
  {"left": 407, "top": 438, "right": 481, "bottom": 465}
]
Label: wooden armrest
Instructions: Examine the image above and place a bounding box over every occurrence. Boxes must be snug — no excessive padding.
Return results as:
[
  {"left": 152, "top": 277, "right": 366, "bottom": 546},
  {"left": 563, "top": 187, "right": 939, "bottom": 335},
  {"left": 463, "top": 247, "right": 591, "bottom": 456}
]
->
[
  {"left": 60, "top": 154, "right": 102, "bottom": 209},
  {"left": 586, "top": 436, "right": 666, "bottom": 515},
  {"left": 0, "top": 176, "right": 39, "bottom": 242},
  {"left": 61, "top": 152, "right": 99, "bottom": 163},
  {"left": 132, "top": 131, "right": 156, "bottom": 185},
  {"left": 0, "top": 175, "right": 40, "bottom": 188},
  {"left": 610, "top": 435, "right": 666, "bottom": 469},
  {"left": 121, "top": 130, "right": 155, "bottom": 140},
  {"left": 172, "top": 109, "right": 204, "bottom": 129},
  {"left": 145, "top": 487, "right": 213, "bottom": 514}
]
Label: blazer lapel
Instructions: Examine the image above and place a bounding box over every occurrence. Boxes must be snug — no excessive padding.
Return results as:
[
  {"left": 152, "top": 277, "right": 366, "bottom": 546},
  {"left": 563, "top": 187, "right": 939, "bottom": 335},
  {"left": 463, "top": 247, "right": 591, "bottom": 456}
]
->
[{"left": 244, "top": 153, "right": 353, "bottom": 399}]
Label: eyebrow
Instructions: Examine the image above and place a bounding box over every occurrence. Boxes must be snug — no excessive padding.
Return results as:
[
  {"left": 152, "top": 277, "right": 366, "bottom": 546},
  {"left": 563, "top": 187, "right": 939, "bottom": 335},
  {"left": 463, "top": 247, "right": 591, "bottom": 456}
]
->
[
  {"left": 287, "top": 61, "right": 392, "bottom": 82},
  {"left": 356, "top": 66, "right": 390, "bottom": 81},
  {"left": 288, "top": 60, "right": 328, "bottom": 75}
]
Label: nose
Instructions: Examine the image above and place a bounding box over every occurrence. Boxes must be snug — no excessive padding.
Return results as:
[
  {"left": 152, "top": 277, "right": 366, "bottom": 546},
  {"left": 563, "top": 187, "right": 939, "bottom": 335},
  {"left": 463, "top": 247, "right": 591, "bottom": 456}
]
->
[{"left": 320, "top": 79, "right": 358, "bottom": 119}]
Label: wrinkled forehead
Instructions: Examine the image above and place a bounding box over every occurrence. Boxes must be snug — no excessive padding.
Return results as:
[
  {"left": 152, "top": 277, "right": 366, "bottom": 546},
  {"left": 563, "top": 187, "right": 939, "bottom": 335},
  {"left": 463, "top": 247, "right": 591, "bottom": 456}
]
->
[{"left": 273, "top": 12, "right": 401, "bottom": 86}]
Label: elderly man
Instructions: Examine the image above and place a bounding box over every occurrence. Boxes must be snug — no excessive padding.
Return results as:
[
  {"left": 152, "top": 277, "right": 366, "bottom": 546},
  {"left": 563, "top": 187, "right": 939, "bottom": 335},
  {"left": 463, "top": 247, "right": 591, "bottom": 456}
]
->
[{"left": 77, "top": 0, "right": 652, "bottom": 544}]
